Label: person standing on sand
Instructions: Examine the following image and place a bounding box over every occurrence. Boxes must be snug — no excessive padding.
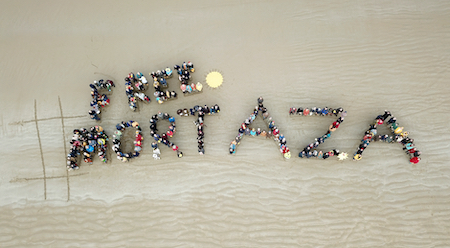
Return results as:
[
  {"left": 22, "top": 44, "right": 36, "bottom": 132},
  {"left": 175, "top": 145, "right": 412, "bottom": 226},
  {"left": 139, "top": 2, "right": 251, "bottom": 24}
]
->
[
  {"left": 244, "top": 128, "right": 250, "bottom": 135},
  {"left": 410, "top": 156, "right": 420, "bottom": 164},
  {"left": 89, "top": 110, "right": 100, "bottom": 120},
  {"left": 258, "top": 96, "right": 263, "bottom": 104},
  {"left": 260, "top": 130, "right": 267, "bottom": 137}
]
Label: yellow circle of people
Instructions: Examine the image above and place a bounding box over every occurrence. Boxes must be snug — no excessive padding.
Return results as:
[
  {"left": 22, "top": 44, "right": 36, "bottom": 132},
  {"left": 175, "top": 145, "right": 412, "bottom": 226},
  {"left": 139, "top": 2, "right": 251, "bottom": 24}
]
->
[{"left": 206, "top": 71, "right": 223, "bottom": 88}]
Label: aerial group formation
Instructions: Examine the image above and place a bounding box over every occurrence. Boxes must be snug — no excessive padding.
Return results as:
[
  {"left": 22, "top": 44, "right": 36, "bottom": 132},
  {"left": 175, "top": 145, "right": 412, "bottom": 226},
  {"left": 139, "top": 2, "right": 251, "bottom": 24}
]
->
[
  {"left": 122, "top": 61, "right": 201, "bottom": 111},
  {"left": 66, "top": 61, "right": 421, "bottom": 171},
  {"left": 179, "top": 104, "right": 221, "bottom": 155},
  {"left": 112, "top": 120, "right": 143, "bottom": 162},
  {"left": 228, "top": 98, "right": 420, "bottom": 164},
  {"left": 353, "top": 110, "right": 421, "bottom": 164},
  {"left": 290, "top": 106, "right": 348, "bottom": 160},
  {"left": 88, "top": 80, "right": 115, "bottom": 120},
  {"left": 149, "top": 112, "right": 182, "bottom": 159},
  {"left": 68, "top": 61, "right": 218, "bottom": 171},
  {"left": 67, "top": 126, "right": 109, "bottom": 171},
  {"left": 230, "top": 97, "right": 291, "bottom": 159}
]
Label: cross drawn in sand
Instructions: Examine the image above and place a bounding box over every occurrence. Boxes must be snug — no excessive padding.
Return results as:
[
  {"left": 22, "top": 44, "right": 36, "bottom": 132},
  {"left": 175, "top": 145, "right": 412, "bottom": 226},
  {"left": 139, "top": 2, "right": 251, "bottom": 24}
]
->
[{"left": 10, "top": 97, "right": 88, "bottom": 201}]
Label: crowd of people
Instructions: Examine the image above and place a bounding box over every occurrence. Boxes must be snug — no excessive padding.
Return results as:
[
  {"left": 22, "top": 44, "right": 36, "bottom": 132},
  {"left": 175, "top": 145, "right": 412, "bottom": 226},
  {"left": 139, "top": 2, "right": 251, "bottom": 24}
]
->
[
  {"left": 125, "top": 61, "right": 197, "bottom": 107},
  {"left": 178, "top": 104, "right": 221, "bottom": 155},
  {"left": 66, "top": 126, "right": 109, "bottom": 171},
  {"left": 112, "top": 120, "right": 142, "bottom": 162},
  {"left": 125, "top": 72, "right": 151, "bottom": 111},
  {"left": 150, "top": 67, "right": 178, "bottom": 104},
  {"left": 149, "top": 112, "right": 183, "bottom": 159},
  {"left": 88, "top": 79, "right": 114, "bottom": 120},
  {"left": 176, "top": 104, "right": 220, "bottom": 117},
  {"left": 353, "top": 110, "right": 421, "bottom": 164},
  {"left": 73, "top": 70, "right": 422, "bottom": 171},
  {"left": 289, "top": 106, "right": 346, "bottom": 117},
  {"left": 230, "top": 97, "right": 291, "bottom": 159},
  {"left": 294, "top": 107, "right": 346, "bottom": 159},
  {"left": 174, "top": 61, "right": 203, "bottom": 95}
]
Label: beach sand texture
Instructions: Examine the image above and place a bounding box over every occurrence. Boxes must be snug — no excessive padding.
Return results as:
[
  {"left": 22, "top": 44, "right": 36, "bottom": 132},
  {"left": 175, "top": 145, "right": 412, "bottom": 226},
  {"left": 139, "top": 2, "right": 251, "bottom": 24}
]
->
[{"left": 1, "top": 0, "right": 450, "bottom": 247}]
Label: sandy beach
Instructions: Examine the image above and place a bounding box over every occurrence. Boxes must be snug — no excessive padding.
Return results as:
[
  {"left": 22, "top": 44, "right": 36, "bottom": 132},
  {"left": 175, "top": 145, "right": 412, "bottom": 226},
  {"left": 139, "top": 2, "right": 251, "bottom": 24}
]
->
[{"left": 1, "top": 0, "right": 450, "bottom": 247}]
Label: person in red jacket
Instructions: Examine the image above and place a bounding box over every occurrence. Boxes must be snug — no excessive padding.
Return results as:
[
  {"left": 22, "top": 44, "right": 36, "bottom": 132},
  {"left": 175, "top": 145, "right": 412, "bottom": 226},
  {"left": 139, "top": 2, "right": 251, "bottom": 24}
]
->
[
  {"left": 273, "top": 128, "right": 279, "bottom": 136},
  {"left": 410, "top": 156, "right": 420, "bottom": 164}
]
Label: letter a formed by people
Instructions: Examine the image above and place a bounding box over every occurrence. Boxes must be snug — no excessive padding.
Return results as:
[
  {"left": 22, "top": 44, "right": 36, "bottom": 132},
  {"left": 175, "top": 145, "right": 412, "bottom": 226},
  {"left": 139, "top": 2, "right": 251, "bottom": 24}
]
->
[
  {"left": 229, "top": 97, "right": 291, "bottom": 159},
  {"left": 353, "top": 110, "right": 421, "bottom": 164}
]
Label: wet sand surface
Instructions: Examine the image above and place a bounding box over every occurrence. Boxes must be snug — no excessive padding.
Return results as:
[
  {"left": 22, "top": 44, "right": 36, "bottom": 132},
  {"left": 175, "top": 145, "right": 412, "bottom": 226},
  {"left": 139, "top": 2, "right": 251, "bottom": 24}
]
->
[{"left": 1, "top": 0, "right": 450, "bottom": 247}]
